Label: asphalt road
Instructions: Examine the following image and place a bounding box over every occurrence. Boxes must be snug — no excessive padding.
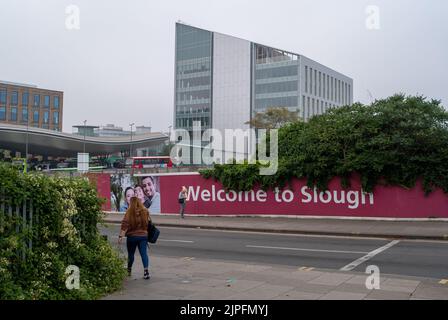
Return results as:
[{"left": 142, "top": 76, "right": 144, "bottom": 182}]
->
[{"left": 101, "top": 224, "right": 448, "bottom": 280}]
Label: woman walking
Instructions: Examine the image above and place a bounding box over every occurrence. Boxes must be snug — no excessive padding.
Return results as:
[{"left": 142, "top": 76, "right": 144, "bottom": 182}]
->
[
  {"left": 178, "top": 186, "right": 188, "bottom": 219},
  {"left": 119, "top": 196, "right": 151, "bottom": 280}
]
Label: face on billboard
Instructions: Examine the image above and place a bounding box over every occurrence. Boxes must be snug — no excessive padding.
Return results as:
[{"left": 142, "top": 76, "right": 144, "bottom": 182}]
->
[{"left": 142, "top": 176, "right": 156, "bottom": 197}]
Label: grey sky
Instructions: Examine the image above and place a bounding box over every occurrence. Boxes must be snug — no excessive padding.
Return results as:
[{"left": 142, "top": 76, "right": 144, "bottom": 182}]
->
[{"left": 1, "top": 0, "right": 447, "bottom": 133}]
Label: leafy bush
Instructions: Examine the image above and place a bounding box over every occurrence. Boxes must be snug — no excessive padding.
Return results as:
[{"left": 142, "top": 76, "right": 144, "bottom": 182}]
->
[
  {"left": 201, "top": 94, "right": 448, "bottom": 194},
  {"left": 0, "top": 166, "right": 126, "bottom": 299}
]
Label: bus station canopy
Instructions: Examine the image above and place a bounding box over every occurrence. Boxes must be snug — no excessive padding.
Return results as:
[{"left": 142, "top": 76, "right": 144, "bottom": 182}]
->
[{"left": 0, "top": 123, "right": 168, "bottom": 157}]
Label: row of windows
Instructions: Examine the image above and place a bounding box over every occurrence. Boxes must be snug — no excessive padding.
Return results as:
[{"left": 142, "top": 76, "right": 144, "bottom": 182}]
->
[
  {"left": 0, "top": 106, "right": 59, "bottom": 125},
  {"left": 255, "top": 65, "right": 298, "bottom": 80},
  {"left": 176, "top": 116, "right": 210, "bottom": 128},
  {"left": 255, "top": 80, "right": 298, "bottom": 94},
  {"left": 177, "top": 76, "right": 211, "bottom": 89},
  {"left": 177, "top": 105, "right": 210, "bottom": 114},
  {"left": 177, "top": 90, "right": 210, "bottom": 102},
  {"left": 304, "top": 66, "right": 351, "bottom": 105},
  {"left": 176, "top": 61, "right": 210, "bottom": 75},
  {"left": 176, "top": 24, "right": 212, "bottom": 61},
  {"left": 302, "top": 95, "right": 339, "bottom": 120},
  {"left": 254, "top": 44, "right": 299, "bottom": 65},
  {"left": 255, "top": 96, "right": 299, "bottom": 110},
  {"left": 0, "top": 89, "right": 60, "bottom": 108}
]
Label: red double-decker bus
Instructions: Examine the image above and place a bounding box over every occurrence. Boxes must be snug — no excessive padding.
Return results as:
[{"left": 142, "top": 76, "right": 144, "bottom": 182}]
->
[{"left": 130, "top": 156, "right": 173, "bottom": 169}]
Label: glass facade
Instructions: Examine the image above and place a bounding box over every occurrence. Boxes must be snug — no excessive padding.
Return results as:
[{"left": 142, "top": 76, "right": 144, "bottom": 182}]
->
[
  {"left": 53, "top": 111, "right": 59, "bottom": 125},
  {"left": 33, "top": 110, "right": 39, "bottom": 123},
  {"left": 44, "top": 95, "right": 50, "bottom": 108},
  {"left": 54, "top": 96, "right": 60, "bottom": 108},
  {"left": 253, "top": 44, "right": 299, "bottom": 114},
  {"left": 22, "top": 92, "right": 29, "bottom": 106},
  {"left": 175, "top": 23, "right": 212, "bottom": 131},
  {"left": 0, "top": 106, "right": 5, "bottom": 120},
  {"left": 11, "top": 91, "right": 18, "bottom": 105},
  {"left": 10, "top": 107, "right": 17, "bottom": 121},
  {"left": 0, "top": 89, "right": 6, "bottom": 104},
  {"left": 22, "top": 107, "right": 28, "bottom": 122},
  {"left": 43, "top": 111, "right": 49, "bottom": 124},
  {"left": 33, "top": 94, "right": 40, "bottom": 107}
]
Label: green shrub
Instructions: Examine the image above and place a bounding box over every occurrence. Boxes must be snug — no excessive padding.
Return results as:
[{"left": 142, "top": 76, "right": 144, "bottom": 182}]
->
[
  {"left": 201, "top": 94, "right": 448, "bottom": 194},
  {"left": 0, "top": 166, "right": 126, "bottom": 300}
]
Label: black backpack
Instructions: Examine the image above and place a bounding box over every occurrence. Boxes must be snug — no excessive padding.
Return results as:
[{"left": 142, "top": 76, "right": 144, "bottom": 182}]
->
[{"left": 147, "top": 220, "right": 160, "bottom": 244}]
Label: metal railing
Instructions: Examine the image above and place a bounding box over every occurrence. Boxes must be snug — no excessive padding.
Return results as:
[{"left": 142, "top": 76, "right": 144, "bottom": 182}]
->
[{"left": 0, "top": 195, "right": 34, "bottom": 260}]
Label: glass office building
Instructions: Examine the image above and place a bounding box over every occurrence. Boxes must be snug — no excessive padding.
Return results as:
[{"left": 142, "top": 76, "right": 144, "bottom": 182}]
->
[
  {"left": 175, "top": 23, "right": 213, "bottom": 132},
  {"left": 174, "top": 22, "right": 353, "bottom": 133},
  {"left": 174, "top": 23, "right": 353, "bottom": 162}
]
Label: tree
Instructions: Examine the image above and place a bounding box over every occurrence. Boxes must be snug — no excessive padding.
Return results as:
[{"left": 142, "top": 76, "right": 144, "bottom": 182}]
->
[
  {"left": 245, "top": 107, "right": 300, "bottom": 129},
  {"left": 202, "top": 94, "right": 448, "bottom": 194}
]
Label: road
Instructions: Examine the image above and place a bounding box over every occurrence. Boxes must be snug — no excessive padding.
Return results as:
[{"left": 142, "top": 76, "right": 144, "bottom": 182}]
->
[{"left": 101, "top": 224, "right": 448, "bottom": 280}]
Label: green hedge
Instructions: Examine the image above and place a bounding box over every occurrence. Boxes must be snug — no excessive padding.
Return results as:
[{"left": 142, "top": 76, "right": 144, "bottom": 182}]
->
[
  {"left": 0, "top": 166, "right": 126, "bottom": 299},
  {"left": 200, "top": 94, "right": 448, "bottom": 194}
]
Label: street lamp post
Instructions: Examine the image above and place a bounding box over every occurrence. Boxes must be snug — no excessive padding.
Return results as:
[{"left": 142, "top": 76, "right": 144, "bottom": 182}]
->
[
  {"left": 168, "top": 125, "right": 172, "bottom": 142},
  {"left": 83, "top": 120, "right": 87, "bottom": 153},
  {"left": 25, "top": 117, "right": 29, "bottom": 173},
  {"left": 129, "top": 123, "right": 135, "bottom": 157}
]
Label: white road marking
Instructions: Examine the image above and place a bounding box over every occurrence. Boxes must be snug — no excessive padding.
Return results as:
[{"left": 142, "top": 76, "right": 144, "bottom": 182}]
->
[
  {"left": 340, "top": 240, "right": 400, "bottom": 271},
  {"left": 159, "top": 239, "right": 194, "bottom": 243},
  {"left": 246, "top": 245, "right": 369, "bottom": 255}
]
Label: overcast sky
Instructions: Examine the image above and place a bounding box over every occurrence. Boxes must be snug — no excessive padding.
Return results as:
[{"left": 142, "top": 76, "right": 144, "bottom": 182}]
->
[{"left": 1, "top": 0, "right": 447, "bottom": 133}]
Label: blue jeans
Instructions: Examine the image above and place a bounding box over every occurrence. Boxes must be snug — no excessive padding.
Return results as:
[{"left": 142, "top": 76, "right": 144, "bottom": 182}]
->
[{"left": 127, "top": 236, "right": 149, "bottom": 269}]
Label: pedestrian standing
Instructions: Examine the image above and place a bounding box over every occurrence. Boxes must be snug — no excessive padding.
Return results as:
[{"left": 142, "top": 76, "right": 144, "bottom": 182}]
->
[
  {"left": 178, "top": 186, "right": 188, "bottom": 219},
  {"left": 119, "top": 196, "right": 151, "bottom": 280}
]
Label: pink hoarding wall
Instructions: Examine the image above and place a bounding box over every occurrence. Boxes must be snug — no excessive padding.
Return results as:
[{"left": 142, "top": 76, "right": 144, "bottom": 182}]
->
[{"left": 159, "top": 174, "right": 448, "bottom": 218}]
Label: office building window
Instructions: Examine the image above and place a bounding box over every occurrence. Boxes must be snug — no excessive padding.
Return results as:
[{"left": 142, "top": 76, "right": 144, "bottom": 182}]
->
[
  {"left": 22, "top": 92, "right": 29, "bottom": 106},
  {"left": 33, "top": 94, "right": 40, "bottom": 107},
  {"left": 307, "top": 97, "right": 310, "bottom": 119},
  {"left": 333, "top": 79, "right": 336, "bottom": 103},
  {"left": 43, "top": 111, "right": 49, "bottom": 124},
  {"left": 345, "top": 83, "right": 348, "bottom": 104},
  {"left": 310, "top": 68, "right": 313, "bottom": 96},
  {"left": 33, "top": 110, "right": 39, "bottom": 123},
  {"left": 305, "top": 66, "right": 308, "bottom": 93},
  {"left": 10, "top": 107, "right": 17, "bottom": 121},
  {"left": 22, "top": 107, "right": 28, "bottom": 122},
  {"left": 0, "top": 106, "right": 5, "bottom": 120},
  {"left": 338, "top": 80, "right": 342, "bottom": 104},
  {"left": 11, "top": 91, "right": 18, "bottom": 105},
  {"left": 318, "top": 72, "right": 322, "bottom": 97},
  {"left": 53, "top": 111, "right": 59, "bottom": 125},
  {"left": 327, "top": 75, "right": 330, "bottom": 100},
  {"left": 348, "top": 84, "right": 351, "bottom": 104},
  {"left": 321, "top": 100, "right": 324, "bottom": 114},
  {"left": 322, "top": 73, "right": 326, "bottom": 99},
  {"left": 54, "top": 96, "right": 60, "bottom": 109},
  {"left": 314, "top": 70, "right": 317, "bottom": 95},
  {"left": 312, "top": 98, "right": 315, "bottom": 116},
  {"left": 0, "top": 89, "right": 6, "bottom": 104},
  {"left": 44, "top": 95, "right": 50, "bottom": 108}
]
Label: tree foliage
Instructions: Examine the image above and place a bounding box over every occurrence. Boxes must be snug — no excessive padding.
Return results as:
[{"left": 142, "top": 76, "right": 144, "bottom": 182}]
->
[
  {"left": 245, "top": 106, "right": 300, "bottom": 129},
  {"left": 201, "top": 94, "right": 448, "bottom": 194},
  {"left": 0, "top": 167, "right": 127, "bottom": 299}
]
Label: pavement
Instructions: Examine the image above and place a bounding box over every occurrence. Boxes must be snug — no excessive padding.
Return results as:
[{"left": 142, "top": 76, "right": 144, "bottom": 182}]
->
[
  {"left": 103, "top": 253, "right": 448, "bottom": 300},
  {"left": 101, "top": 214, "right": 448, "bottom": 300},
  {"left": 103, "top": 213, "right": 448, "bottom": 241}
]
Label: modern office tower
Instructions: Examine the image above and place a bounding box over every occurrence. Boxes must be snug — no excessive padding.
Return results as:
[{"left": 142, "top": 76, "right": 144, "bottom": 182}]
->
[
  {"left": 174, "top": 22, "right": 353, "bottom": 137},
  {"left": 0, "top": 81, "right": 63, "bottom": 131}
]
